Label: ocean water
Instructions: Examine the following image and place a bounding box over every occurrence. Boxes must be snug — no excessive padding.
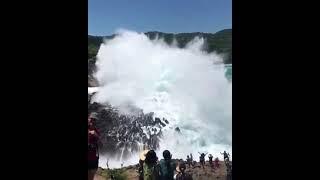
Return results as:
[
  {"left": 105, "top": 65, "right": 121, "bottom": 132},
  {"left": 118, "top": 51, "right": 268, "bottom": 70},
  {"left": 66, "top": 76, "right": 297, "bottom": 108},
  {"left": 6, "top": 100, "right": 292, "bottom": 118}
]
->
[{"left": 91, "top": 30, "right": 232, "bottom": 168}]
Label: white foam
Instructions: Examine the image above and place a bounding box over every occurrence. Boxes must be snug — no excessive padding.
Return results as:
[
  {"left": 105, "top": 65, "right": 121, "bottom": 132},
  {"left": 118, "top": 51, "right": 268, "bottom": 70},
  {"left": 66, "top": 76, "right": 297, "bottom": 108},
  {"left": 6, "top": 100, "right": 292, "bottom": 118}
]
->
[
  {"left": 88, "top": 87, "right": 99, "bottom": 94},
  {"left": 93, "top": 30, "right": 232, "bottom": 168}
]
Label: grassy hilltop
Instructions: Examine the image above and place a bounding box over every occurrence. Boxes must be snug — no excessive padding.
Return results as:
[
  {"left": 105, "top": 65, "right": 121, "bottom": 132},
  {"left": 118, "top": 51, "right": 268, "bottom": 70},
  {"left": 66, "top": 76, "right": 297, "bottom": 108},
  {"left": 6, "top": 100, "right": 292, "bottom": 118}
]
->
[{"left": 88, "top": 29, "right": 232, "bottom": 64}]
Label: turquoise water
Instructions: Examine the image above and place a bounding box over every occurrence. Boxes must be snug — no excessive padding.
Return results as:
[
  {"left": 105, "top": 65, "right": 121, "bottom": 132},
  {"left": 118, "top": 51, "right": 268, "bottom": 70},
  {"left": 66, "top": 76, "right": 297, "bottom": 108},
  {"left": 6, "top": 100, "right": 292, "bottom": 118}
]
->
[{"left": 225, "top": 64, "right": 232, "bottom": 81}]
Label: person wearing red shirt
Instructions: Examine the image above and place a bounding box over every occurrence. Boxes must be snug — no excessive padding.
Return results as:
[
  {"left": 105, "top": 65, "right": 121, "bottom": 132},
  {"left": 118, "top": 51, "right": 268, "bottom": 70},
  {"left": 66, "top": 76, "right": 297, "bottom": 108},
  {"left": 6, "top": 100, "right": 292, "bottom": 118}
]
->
[
  {"left": 88, "top": 113, "right": 100, "bottom": 180},
  {"left": 214, "top": 157, "right": 220, "bottom": 169}
]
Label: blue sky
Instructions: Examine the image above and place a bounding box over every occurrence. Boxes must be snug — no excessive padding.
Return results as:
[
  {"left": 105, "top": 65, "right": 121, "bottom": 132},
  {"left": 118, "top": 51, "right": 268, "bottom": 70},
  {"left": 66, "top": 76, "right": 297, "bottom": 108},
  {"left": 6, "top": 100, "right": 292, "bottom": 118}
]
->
[{"left": 89, "top": 0, "right": 232, "bottom": 35}]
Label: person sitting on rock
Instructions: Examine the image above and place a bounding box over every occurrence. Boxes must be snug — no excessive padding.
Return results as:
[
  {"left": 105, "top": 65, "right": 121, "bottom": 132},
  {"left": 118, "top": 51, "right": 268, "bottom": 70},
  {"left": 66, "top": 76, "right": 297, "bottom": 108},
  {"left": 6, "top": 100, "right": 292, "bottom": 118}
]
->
[
  {"left": 159, "top": 150, "right": 176, "bottom": 180},
  {"left": 198, "top": 152, "right": 207, "bottom": 169},
  {"left": 176, "top": 162, "right": 193, "bottom": 180}
]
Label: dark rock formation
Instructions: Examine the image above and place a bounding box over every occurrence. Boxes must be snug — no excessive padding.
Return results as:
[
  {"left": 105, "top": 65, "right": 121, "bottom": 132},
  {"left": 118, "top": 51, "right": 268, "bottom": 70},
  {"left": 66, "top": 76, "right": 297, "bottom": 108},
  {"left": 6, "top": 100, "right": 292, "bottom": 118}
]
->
[
  {"left": 88, "top": 95, "right": 169, "bottom": 159},
  {"left": 163, "top": 118, "right": 169, "bottom": 124}
]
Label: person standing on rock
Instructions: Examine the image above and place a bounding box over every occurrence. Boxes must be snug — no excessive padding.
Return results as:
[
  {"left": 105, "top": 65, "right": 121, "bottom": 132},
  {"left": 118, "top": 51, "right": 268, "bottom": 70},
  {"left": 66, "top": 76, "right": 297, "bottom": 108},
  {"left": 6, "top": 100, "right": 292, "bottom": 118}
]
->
[
  {"left": 88, "top": 113, "right": 100, "bottom": 180},
  {"left": 198, "top": 152, "right": 207, "bottom": 169},
  {"left": 190, "top": 153, "right": 195, "bottom": 167},
  {"left": 208, "top": 154, "right": 213, "bottom": 168},
  {"left": 220, "top": 151, "right": 230, "bottom": 162},
  {"left": 143, "top": 150, "right": 160, "bottom": 180},
  {"left": 159, "top": 150, "right": 176, "bottom": 180},
  {"left": 214, "top": 157, "right": 220, "bottom": 169},
  {"left": 186, "top": 155, "right": 192, "bottom": 168}
]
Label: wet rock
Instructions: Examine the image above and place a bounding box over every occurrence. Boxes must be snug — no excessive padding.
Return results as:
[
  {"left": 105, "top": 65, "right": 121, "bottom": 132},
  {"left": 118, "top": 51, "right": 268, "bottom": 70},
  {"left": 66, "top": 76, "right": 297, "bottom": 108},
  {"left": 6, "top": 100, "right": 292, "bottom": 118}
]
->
[
  {"left": 159, "top": 121, "right": 166, "bottom": 127},
  {"left": 88, "top": 97, "right": 170, "bottom": 157},
  {"left": 163, "top": 118, "right": 169, "bottom": 124},
  {"left": 155, "top": 117, "right": 161, "bottom": 124}
]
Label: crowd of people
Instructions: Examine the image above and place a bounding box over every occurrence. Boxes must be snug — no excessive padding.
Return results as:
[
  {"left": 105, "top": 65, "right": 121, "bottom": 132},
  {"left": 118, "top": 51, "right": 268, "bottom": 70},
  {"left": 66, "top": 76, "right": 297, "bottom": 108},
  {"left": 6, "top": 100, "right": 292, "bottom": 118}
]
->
[
  {"left": 88, "top": 112, "right": 232, "bottom": 180},
  {"left": 138, "top": 148, "right": 192, "bottom": 180},
  {"left": 138, "top": 148, "right": 232, "bottom": 180}
]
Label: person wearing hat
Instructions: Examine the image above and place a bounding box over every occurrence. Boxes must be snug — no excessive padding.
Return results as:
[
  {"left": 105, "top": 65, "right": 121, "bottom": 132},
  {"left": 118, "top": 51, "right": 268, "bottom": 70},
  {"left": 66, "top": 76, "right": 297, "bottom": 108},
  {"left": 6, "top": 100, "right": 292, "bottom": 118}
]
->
[
  {"left": 176, "top": 162, "right": 193, "bottom": 180},
  {"left": 88, "top": 113, "right": 100, "bottom": 180}
]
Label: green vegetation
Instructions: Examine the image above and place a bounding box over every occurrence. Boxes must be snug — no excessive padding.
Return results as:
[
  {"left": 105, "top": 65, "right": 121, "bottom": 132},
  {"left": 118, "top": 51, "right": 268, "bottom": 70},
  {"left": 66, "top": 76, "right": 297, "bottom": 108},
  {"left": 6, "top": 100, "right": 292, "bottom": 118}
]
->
[
  {"left": 88, "top": 29, "right": 232, "bottom": 63},
  {"left": 88, "top": 35, "right": 103, "bottom": 59},
  {"left": 97, "top": 168, "right": 128, "bottom": 180}
]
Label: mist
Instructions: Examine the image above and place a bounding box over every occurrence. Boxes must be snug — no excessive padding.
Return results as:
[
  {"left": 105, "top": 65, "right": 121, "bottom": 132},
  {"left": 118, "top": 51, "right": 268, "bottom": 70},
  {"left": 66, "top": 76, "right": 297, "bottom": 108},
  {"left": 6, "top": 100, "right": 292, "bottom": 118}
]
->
[{"left": 93, "top": 29, "right": 231, "bottom": 167}]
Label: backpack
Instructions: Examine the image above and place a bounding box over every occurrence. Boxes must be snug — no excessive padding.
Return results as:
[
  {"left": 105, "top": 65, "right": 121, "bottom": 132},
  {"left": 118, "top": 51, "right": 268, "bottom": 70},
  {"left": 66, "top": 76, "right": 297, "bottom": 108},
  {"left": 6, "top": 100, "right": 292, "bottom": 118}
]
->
[{"left": 159, "top": 159, "right": 175, "bottom": 180}]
